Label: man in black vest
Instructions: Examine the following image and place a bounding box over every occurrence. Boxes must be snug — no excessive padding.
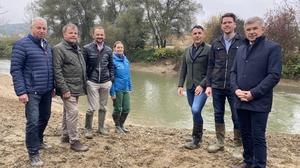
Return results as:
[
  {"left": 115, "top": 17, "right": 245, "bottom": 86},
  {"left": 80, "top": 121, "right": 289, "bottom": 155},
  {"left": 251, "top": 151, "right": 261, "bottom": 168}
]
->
[{"left": 83, "top": 26, "right": 114, "bottom": 138}]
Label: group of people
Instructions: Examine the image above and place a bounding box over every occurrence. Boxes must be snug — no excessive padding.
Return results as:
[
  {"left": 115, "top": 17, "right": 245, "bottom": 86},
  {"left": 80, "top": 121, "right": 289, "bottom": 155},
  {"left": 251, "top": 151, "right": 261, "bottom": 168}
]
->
[
  {"left": 178, "top": 13, "right": 282, "bottom": 168},
  {"left": 10, "top": 17, "right": 132, "bottom": 166},
  {"left": 10, "top": 12, "right": 282, "bottom": 168}
]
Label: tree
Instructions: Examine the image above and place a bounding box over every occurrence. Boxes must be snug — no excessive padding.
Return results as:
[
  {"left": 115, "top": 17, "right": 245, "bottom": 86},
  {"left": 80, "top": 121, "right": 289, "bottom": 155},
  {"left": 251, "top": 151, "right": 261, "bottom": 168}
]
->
[
  {"left": 31, "top": 0, "right": 104, "bottom": 45},
  {"left": 204, "top": 15, "right": 244, "bottom": 43},
  {"left": 144, "top": 0, "right": 201, "bottom": 48},
  {"left": 265, "top": 2, "right": 300, "bottom": 54}
]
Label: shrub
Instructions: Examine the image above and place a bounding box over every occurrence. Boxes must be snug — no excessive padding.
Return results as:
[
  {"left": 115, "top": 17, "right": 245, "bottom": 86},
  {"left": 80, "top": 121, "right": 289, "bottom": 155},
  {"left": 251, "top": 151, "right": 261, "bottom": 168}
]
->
[
  {"left": 129, "top": 48, "right": 183, "bottom": 62},
  {"left": 282, "top": 52, "right": 300, "bottom": 78},
  {"left": 0, "top": 37, "right": 17, "bottom": 58}
]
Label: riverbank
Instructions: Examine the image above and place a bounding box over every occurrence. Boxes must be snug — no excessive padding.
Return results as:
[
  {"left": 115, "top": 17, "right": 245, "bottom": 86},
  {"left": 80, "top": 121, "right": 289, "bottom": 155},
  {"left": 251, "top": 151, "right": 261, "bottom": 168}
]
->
[
  {"left": 1, "top": 75, "right": 300, "bottom": 167},
  {"left": 130, "top": 62, "right": 300, "bottom": 87}
]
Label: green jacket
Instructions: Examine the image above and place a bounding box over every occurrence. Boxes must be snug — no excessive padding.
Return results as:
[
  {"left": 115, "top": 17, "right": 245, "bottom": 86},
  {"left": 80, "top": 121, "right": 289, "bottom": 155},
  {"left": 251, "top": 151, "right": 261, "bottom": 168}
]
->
[
  {"left": 53, "top": 40, "right": 87, "bottom": 96},
  {"left": 178, "top": 42, "right": 211, "bottom": 89}
]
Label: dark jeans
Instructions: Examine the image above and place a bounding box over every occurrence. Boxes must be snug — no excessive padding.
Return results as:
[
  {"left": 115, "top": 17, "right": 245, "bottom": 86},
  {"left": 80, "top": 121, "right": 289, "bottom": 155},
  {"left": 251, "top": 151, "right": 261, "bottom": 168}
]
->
[
  {"left": 186, "top": 86, "right": 207, "bottom": 125},
  {"left": 25, "top": 91, "right": 52, "bottom": 156},
  {"left": 212, "top": 88, "right": 239, "bottom": 129},
  {"left": 237, "top": 109, "right": 269, "bottom": 168}
]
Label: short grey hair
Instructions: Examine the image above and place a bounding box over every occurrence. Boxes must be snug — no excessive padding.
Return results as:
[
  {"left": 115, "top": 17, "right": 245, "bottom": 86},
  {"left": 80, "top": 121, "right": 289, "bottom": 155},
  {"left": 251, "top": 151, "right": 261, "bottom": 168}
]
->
[
  {"left": 62, "top": 23, "right": 78, "bottom": 34},
  {"left": 244, "top": 17, "right": 265, "bottom": 27},
  {"left": 31, "top": 17, "right": 47, "bottom": 28}
]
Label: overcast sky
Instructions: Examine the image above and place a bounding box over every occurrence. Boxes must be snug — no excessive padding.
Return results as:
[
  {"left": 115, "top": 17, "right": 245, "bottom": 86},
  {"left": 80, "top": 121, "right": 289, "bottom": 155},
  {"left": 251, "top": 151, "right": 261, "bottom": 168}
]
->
[{"left": 0, "top": 0, "right": 284, "bottom": 24}]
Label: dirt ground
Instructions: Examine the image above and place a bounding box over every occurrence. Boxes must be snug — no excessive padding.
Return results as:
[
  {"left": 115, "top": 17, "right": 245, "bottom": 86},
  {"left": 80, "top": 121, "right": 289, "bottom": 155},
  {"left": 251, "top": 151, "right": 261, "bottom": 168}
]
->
[{"left": 0, "top": 74, "right": 300, "bottom": 168}]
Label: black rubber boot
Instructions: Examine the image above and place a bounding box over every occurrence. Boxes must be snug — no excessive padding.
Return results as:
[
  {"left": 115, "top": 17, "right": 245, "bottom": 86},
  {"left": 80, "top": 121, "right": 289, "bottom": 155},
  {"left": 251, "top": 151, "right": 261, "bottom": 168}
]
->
[
  {"left": 112, "top": 113, "right": 125, "bottom": 134},
  {"left": 184, "top": 124, "right": 203, "bottom": 150},
  {"left": 120, "top": 113, "right": 129, "bottom": 132}
]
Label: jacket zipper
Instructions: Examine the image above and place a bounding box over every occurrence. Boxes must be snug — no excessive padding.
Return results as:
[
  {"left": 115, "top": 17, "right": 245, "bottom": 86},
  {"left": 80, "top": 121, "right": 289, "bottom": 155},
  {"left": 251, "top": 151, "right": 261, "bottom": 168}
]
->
[{"left": 222, "top": 38, "right": 236, "bottom": 89}]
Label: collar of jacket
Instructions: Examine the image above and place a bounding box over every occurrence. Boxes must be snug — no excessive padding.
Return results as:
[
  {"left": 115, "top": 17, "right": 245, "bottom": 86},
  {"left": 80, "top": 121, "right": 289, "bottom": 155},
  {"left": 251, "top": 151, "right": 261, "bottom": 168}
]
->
[
  {"left": 62, "top": 39, "right": 81, "bottom": 52},
  {"left": 92, "top": 41, "right": 105, "bottom": 52},
  {"left": 244, "top": 35, "right": 266, "bottom": 47},
  {"left": 27, "top": 33, "right": 47, "bottom": 46},
  {"left": 217, "top": 32, "right": 243, "bottom": 43},
  {"left": 113, "top": 52, "right": 126, "bottom": 60},
  {"left": 191, "top": 41, "right": 205, "bottom": 48}
]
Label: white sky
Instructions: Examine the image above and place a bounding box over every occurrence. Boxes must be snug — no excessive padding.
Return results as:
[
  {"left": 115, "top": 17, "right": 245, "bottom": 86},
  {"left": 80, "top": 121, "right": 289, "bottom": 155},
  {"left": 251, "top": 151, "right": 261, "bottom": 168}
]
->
[{"left": 0, "top": 0, "right": 285, "bottom": 24}]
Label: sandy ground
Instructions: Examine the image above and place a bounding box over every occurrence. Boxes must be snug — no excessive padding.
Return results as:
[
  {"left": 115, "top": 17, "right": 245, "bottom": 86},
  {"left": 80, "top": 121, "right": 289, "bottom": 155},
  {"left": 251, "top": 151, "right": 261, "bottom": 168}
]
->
[{"left": 0, "top": 74, "right": 300, "bottom": 168}]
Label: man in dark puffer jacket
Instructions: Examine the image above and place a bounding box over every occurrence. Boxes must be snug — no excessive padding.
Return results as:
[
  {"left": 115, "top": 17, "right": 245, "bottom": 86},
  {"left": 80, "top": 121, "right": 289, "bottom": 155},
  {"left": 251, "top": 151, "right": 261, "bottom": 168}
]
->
[
  {"left": 10, "top": 17, "right": 54, "bottom": 166},
  {"left": 83, "top": 26, "right": 114, "bottom": 138}
]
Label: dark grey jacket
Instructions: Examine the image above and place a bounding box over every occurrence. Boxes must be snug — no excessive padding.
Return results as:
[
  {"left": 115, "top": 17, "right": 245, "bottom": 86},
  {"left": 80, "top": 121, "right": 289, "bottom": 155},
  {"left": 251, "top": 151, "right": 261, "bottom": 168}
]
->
[
  {"left": 178, "top": 42, "right": 211, "bottom": 89},
  {"left": 207, "top": 34, "right": 243, "bottom": 89},
  {"left": 83, "top": 42, "right": 114, "bottom": 83},
  {"left": 53, "top": 40, "right": 87, "bottom": 96}
]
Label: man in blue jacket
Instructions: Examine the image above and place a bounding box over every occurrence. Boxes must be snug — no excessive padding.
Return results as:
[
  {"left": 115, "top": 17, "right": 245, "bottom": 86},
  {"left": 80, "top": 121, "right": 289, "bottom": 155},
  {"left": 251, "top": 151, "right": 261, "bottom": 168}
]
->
[
  {"left": 10, "top": 17, "right": 54, "bottom": 166},
  {"left": 231, "top": 17, "right": 282, "bottom": 168}
]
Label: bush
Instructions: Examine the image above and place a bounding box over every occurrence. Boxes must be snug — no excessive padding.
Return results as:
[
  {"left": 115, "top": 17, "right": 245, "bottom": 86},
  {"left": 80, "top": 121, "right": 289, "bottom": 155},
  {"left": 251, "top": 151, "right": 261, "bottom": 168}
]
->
[
  {"left": 129, "top": 48, "right": 183, "bottom": 62},
  {"left": 0, "top": 37, "right": 18, "bottom": 58},
  {"left": 282, "top": 52, "right": 300, "bottom": 78}
]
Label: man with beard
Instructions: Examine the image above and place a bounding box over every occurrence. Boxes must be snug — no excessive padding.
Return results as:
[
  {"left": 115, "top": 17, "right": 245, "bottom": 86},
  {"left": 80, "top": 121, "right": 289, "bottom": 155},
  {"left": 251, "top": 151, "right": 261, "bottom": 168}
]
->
[
  {"left": 83, "top": 26, "right": 114, "bottom": 138},
  {"left": 205, "top": 13, "right": 243, "bottom": 157}
]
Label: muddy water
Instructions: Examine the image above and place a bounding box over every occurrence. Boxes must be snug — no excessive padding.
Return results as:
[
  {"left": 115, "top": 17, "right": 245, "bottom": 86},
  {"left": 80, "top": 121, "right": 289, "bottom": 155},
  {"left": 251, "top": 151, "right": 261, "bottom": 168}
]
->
[{"left": 1, "top": 59, "right": 300, "bottom": 133}]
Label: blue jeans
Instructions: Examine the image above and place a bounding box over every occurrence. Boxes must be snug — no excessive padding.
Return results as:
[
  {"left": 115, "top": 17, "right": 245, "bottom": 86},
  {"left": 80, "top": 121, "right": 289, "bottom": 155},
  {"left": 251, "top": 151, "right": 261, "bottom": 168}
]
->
[
  {"left": 25, "top": 91, "right": 52, "bottom": 156},
  {"left": 186, "top": 86, "right": 207, "bottom": 124},
  {"left": 237, "top": 109, "right": 269, "bottom": 168},
  {"left": 212, "top": 88, "right": 239, "bottom": 129}
]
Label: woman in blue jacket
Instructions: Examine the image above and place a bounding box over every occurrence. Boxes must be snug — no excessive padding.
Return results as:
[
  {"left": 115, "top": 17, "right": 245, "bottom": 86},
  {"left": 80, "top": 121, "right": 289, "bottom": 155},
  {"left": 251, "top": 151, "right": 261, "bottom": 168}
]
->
[{"left": 110, "top": 41, "right": 132, "bottom": 134}]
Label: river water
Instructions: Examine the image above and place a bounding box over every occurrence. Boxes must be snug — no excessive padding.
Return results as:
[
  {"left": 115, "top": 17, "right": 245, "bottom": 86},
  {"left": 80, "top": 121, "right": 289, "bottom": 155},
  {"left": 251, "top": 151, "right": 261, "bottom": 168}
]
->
[{"left": 1, "top": 59, "right": 300, "bottom": 133}]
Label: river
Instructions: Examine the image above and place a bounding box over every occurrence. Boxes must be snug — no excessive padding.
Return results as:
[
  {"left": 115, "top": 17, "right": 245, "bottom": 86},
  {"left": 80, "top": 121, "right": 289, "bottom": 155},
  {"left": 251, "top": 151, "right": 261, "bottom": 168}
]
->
[{"left": 1, "top": 59, "right": 300, "bottom": 133}]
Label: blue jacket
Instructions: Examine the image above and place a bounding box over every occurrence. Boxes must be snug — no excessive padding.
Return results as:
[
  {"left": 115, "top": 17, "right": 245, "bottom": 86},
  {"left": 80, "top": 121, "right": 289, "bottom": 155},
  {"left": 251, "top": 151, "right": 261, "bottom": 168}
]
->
[
  {"left": 10, "top": 34, "right": 54, "bottom": 96},
  {"left": 230, "top": 36, "right": 282, "bottom": 112},
  {"left": 110, "top": 53, "right": 132, "bottom": 96}
]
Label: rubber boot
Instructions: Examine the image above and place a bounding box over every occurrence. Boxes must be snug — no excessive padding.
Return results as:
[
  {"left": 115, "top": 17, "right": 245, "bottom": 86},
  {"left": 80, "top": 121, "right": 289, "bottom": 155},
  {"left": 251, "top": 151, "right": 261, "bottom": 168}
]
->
[
  {"left": 232, "top": 129, "right": 243, "bottom": 159},
  {"left": 207, "top": 123, "right": 225, "bottom": 153},
  {"left": 84, "top": 111, "right": 93, "bottom": 139},
  {"left": 112, "top": 113, "right": 125, "bottom": 134},
  {"left": 120, "top": 113, "right": 129, "bottom": 132},
  {"left": 98, "top": 110, "right": 108, "bottom": 135},
  {"left": 184, "top": 124, "right": 203, "bottom": 150}
]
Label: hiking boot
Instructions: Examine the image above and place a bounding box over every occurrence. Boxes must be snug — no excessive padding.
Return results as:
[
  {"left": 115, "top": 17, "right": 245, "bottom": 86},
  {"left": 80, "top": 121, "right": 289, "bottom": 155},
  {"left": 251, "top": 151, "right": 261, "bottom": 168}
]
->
[
  {"left": 207, "top": 123, "right": 225, "bottom": 153},
  {"left": 61, "top": 136, "right": 69, "bottom": 143},
  {"left": 40, "top": 142, "right": 52, "bottom": 149},
  {"left": 70, "top": 140, "right": 89, "bottom": 152},
  {"left": 29, "top": 154, "right": 43, "bottom": 166}
]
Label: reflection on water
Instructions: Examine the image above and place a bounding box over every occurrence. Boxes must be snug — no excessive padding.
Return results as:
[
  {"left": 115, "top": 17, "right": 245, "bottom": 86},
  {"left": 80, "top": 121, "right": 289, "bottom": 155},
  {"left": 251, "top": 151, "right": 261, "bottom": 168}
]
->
[
  {"left": 1, "top": 59, "right": 300, "bottom": 133},
  {"left": 81, "top": 70, "right": 300, "bottom": 134}
]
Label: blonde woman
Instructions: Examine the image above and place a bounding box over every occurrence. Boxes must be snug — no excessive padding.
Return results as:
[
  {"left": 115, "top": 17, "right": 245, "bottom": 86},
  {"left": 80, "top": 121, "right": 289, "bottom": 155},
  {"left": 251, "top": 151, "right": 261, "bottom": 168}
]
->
[{"left": 110, "top": 41, "right": 132, "bottom": 134}]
